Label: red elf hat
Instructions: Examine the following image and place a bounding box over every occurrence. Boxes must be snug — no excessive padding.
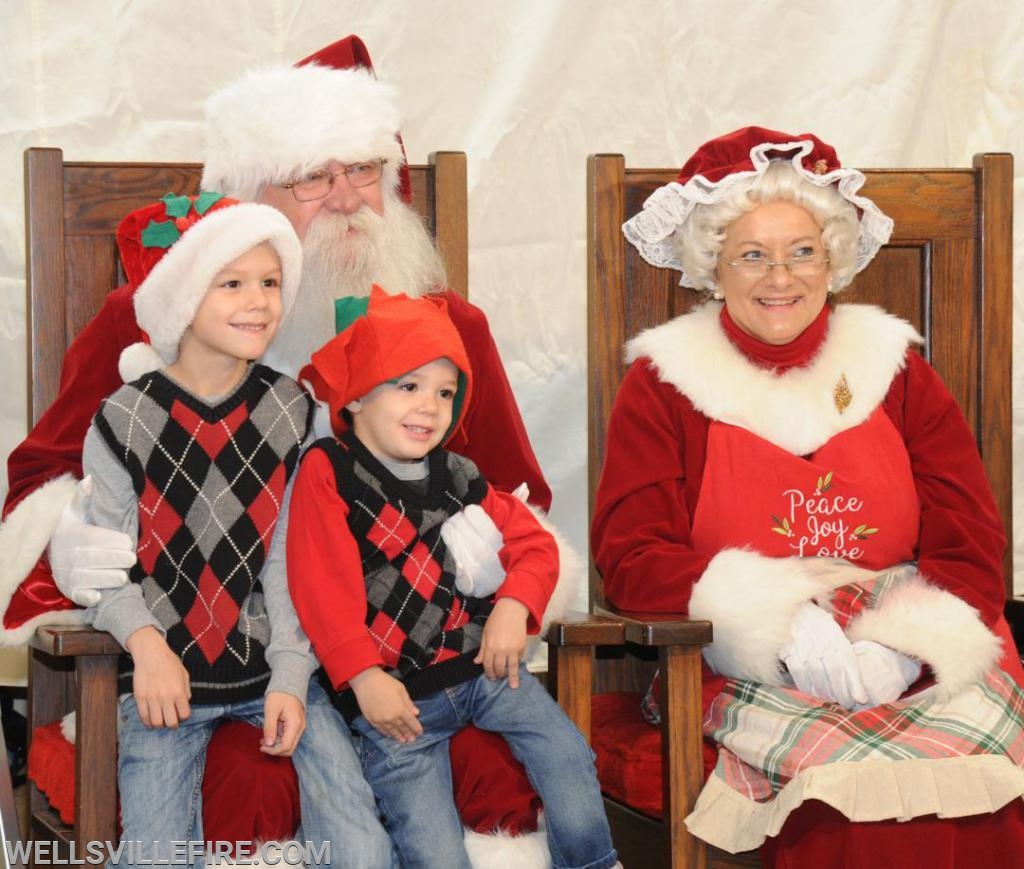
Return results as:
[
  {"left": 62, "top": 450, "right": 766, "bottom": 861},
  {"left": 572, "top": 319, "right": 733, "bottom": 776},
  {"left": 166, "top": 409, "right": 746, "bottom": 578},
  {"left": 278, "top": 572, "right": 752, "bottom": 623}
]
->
[{"left": 299, "top": 285, "right": 473, "bottom": 442}]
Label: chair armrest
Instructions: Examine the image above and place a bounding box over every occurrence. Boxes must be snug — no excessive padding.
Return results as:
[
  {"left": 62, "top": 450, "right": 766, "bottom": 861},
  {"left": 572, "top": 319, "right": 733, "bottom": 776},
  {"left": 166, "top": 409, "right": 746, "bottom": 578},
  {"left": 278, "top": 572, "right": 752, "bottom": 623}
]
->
[
  {"left": 546, "top": 610, "right": 624, "bottom": 646},
  {"left": 30, "top": 626, "right": 121, "bottom": 657},
  {"left": 597, "top": 605, "right": 713, "bottom": 648}
]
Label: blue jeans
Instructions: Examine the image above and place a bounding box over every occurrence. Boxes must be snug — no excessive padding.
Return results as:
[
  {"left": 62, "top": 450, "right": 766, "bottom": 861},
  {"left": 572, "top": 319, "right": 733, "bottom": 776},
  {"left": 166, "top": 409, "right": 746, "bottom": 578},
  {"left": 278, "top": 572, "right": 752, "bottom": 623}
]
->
[
  {"left": 114, "top": 678, "right": 392, "bottom": 868},
  {"left": 352, "top": 666, "right": 617, "bottom": 869}
]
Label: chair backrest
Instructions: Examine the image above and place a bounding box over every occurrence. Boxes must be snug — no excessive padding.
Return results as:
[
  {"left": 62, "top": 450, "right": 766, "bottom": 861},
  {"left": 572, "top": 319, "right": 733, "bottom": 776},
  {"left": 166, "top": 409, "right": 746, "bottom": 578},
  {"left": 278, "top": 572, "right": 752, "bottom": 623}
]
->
[
  {"left": 23, "top": 146, "right": 469, "bottom": 425},
  {"left": 588, "top": 152, "right": 1014, "bottom": 596}
]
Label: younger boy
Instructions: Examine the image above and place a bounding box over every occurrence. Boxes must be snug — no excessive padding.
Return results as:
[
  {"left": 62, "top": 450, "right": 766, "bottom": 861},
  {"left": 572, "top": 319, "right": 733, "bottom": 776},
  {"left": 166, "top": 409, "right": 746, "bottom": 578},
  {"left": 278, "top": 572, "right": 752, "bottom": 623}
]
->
[
  {"left": 83, "top": 194, "right": 392, "bottom": 867},
  {"left": 287, "top": 287, "right": 617, "bottom": 869}
]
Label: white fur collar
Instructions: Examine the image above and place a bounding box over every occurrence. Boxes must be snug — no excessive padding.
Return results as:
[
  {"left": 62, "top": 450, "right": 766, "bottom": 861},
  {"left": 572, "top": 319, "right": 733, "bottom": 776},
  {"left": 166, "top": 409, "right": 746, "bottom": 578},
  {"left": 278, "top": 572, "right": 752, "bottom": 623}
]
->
[{"left": 626, "top": 302, "right": 922, "bottom": 455}]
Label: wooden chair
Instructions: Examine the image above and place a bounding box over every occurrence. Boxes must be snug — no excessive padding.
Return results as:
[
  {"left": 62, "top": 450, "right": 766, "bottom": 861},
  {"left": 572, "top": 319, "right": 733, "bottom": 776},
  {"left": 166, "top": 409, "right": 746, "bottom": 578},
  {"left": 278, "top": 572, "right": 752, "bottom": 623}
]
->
[
  {"left": 547, "top": 152, "right": 1014, "bottom": 869},
  {"left": 22, "top": 145, "right": 469, "bottom": 852}
]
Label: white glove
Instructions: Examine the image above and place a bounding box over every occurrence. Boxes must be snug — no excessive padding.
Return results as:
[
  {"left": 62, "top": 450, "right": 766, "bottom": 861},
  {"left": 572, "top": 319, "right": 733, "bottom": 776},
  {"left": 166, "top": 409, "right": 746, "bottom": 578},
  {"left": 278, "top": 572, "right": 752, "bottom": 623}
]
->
[
  {"left": 780, "top": 602, "right": 869, "bottom": 709},
  {"left": 441, "top": 504, "right": 506, "bottom": 597},
  {"left": 852, "top": 640, "right": 922, "bottom": 709},
  {"left": 510, "top": 482, "right": 530, "bottom": 503},
  {"left": 48, "top": 476, "right": 136, "bottom": 607}
]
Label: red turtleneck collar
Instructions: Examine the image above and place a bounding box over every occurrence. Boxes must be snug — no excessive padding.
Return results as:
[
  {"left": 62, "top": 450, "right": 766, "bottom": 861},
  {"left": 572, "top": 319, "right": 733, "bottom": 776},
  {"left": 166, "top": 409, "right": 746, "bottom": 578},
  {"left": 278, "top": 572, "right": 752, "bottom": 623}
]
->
[{"left": 720, "top": 303, "right": 831, "bottom": 372}]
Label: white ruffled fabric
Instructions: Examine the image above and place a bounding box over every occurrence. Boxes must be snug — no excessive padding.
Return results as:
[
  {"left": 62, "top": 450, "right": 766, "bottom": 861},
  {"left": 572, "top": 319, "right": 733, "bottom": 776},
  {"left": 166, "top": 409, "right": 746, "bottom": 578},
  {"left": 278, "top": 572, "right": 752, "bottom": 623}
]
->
[
  {"left": 687, "top": 754, "right": 1024, "bottom": 854},
  {"left": 621, "top": 139, "right": 894, "bottom": 288}
]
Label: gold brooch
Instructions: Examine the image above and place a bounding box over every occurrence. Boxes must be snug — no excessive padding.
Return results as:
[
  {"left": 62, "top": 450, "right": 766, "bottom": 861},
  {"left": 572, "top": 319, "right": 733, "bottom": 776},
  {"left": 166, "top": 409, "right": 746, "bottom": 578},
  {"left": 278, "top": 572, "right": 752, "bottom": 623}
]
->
[{"left": 833, "top": 373, "right": 852, "bottom": 413}]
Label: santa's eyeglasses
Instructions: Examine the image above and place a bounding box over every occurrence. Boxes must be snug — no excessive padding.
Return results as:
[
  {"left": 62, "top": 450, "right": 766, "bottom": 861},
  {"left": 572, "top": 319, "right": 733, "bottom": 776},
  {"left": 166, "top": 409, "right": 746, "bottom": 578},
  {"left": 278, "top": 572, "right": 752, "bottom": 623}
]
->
[{"left": 278, "top": 159, "right": 387, "bottom": 202}]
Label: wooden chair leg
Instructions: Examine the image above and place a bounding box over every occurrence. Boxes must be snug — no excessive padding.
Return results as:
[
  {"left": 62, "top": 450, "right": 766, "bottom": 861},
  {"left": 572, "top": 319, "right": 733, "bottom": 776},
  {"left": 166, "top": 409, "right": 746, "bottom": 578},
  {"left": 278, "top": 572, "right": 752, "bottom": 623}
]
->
[
  {"left": 74, "top": 654, "right": 119, "bottom": 846},
  {"left": 549, "top": 644, "right": 594, "bottom": 742},
  {"left": 28, "top": 628, "right": 123, "bottom": 858},
  {"left": 0, "top": 706, "right": 26, "bottom": 868},
  {"left": 660, "top": 644, "right": 707, "bottom": 869}
]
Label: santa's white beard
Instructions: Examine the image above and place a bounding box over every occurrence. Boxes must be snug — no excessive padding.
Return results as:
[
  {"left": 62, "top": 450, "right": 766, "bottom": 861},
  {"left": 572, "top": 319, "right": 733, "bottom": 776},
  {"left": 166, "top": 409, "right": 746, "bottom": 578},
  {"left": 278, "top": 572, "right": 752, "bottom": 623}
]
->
[{"left": 263, "top": 198, "right": 446, "bottom": 376}]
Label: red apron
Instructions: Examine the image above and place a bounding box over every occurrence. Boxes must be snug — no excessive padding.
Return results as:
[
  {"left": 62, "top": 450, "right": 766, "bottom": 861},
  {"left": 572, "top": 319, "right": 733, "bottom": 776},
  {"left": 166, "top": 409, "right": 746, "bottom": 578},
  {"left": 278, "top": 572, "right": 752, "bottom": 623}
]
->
[
  {"left": 691, "top": 404, "right": 1024, "bottom": 683},
  {"left": 689, "top": 411, "right": 1024, "bottom": 867},
  {"left": 692, "top": 408, "right": 919, "bottom": 569}
]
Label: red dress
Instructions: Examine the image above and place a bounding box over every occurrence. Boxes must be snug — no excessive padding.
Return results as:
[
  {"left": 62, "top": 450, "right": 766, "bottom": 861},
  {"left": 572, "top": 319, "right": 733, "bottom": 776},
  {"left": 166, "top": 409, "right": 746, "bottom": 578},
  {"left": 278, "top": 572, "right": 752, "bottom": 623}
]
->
[{"left": 593, "top": 302, "right": 1024, "bottom": 866}]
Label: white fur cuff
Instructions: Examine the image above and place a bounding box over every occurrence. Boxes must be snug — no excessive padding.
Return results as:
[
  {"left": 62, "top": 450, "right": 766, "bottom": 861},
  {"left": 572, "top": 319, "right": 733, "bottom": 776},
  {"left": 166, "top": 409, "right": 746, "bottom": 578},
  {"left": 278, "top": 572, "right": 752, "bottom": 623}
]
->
[
  {"left": 0, "top": 475, "right": 78, "bottom": 606},
  {"left": 846, "top": 572, "right": 1002, "bottom": 698},
  {"left": 526, "top": 504, "right": 583, "bottom": 635},
  {"left": 688, "top": 549, "right": 849, "bottom": 684}
]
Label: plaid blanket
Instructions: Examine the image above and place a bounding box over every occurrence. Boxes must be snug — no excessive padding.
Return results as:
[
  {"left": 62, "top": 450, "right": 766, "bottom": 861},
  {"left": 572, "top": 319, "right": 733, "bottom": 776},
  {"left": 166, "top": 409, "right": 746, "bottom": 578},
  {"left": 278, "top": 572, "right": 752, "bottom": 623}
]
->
[{"left": 687, "top": 668, "right": 1024, "bottom": 852}]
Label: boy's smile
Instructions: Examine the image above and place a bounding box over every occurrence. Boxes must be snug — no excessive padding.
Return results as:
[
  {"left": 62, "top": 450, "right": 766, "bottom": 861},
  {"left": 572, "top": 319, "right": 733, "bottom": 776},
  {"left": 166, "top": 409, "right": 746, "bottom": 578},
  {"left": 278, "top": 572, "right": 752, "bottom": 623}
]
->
[
  {"left": 171, "top": 242, "right": 284, "bottom": 392},
  {"left": 348, "top": 357, "right": 459, "bottom": 462}
]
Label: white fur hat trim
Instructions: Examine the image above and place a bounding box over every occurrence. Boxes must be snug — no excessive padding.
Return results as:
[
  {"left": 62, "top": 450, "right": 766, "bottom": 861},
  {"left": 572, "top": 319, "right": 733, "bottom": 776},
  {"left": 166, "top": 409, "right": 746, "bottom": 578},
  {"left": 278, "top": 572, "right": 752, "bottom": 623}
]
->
[
  {"left": 126, "top": 202, "right": 302, "bottom": 376},
  {"left": 118, "top": 342, "right": 165, "bottom": 382},
  {"left": 202, "top": 64, "right": 405, "bottom": 202}
]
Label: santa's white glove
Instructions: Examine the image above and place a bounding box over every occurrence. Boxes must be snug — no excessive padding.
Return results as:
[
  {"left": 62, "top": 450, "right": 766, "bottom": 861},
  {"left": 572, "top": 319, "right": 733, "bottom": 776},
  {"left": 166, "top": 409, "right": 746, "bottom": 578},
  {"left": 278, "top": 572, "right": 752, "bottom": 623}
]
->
[
  {"left": 441, "top": 504, "right": 506, "bottom": 597},
  {"left": 852, "top": 640, "right": 922, "bottom": 709},
  {"left": 48, "top": 476, "right": 135, "bottom": 607},
  {"left": 780, "top": 602, "right": 869, "bottom": 709}
]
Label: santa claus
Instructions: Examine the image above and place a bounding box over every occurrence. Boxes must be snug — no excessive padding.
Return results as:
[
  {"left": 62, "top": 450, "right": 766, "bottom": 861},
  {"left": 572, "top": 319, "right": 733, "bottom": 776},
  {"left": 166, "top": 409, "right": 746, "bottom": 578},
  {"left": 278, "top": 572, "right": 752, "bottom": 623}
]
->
[{"left": 1, "top": 35, "right": 572, "bottom": 867}]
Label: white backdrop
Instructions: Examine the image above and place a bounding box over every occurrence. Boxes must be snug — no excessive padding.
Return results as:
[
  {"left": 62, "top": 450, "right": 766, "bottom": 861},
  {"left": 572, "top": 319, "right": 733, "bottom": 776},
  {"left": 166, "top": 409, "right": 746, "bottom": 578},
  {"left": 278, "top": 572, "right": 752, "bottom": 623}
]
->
[{"left": 2, "top": 0, "right": 1023, "bottom": 607}]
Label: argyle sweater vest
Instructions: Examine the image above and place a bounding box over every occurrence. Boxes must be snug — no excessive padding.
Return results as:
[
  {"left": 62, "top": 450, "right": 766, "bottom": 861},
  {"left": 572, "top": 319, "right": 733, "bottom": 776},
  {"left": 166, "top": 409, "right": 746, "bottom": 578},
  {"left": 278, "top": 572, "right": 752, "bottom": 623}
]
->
[
  {"left": 312, "top": 432, "right": 494, "bottom": 720},
  {"left": 93, "top": 364, "right": 313, "bottom": 703}
]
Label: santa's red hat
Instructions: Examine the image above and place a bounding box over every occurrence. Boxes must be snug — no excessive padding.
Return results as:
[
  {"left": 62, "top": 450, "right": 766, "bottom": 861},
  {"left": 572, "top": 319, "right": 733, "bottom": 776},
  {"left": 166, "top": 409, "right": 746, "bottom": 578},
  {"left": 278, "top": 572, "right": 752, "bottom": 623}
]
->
[
  {"left": 300, "top": 285, "right": 473, "bottom": 441},
  {"left": 623, "top": 125, "right": 893, "bottom": 288},
  {"left": 116, "top": 193, "right": 302, "bottom": 381},
  {"left": 202, "top": 35, "right": 411, "bottom": 204}
]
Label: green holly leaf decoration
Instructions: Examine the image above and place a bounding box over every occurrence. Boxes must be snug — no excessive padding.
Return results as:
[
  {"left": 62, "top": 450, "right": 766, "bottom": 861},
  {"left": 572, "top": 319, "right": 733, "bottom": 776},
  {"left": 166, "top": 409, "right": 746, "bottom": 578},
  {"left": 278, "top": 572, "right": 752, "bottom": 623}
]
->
[
  {"left": 770, "top": 516, "right": 792, "bottom": 536},
  {"left": 851, "top": 525, "right": 879, "bottom": 540},
  {"left": 140, "top": 220, "right": 181, "bottom": 250},
  {"left": 161, "top": 193, "right": 193, "bottom": 219},
  {"left": 194, "top": 191, "right": 224, "bottom": 215}
]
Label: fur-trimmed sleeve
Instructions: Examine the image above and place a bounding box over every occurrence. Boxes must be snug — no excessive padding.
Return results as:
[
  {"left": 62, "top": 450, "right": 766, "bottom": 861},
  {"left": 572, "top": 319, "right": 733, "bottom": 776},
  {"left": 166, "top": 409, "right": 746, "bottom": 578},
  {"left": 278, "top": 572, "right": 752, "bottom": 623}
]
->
[
  {"left": 0, "top": 286, "right": 141, "bottom": 642},
  {"left": 883, "top": 355, "right": 1007, "bottom": 626},
  {"left": 592, "top": 359, "right": 711, "bottom": 612}
]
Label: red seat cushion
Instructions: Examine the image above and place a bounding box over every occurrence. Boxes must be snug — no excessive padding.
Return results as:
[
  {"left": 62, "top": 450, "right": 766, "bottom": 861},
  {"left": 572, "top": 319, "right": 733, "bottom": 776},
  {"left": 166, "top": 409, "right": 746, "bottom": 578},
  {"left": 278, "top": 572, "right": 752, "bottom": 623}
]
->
[
  {"left": 592, "top": 692, "right": 664, "bottom": 818},
  {"left": 27, "top": 721, "right": 76, "bottom": 825},
  {"left": 591, "top": 691, "right": 718, "bottom": 819}
]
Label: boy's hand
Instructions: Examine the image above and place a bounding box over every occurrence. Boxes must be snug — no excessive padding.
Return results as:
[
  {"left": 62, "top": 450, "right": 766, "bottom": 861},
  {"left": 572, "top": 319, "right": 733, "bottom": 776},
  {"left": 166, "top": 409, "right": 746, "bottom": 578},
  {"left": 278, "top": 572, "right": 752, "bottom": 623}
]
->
[
  {"left": 126, "top": 626, "right": 191, "bottom": 728},
  {"left": 350, "top": 667, "right": 422, "bottom": 743},
  {"left": 261, "top": 692, "right": 306, "bottom": 756},
  {"left": 476, "top": 598, "right": 529, "bottom": 688}
]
